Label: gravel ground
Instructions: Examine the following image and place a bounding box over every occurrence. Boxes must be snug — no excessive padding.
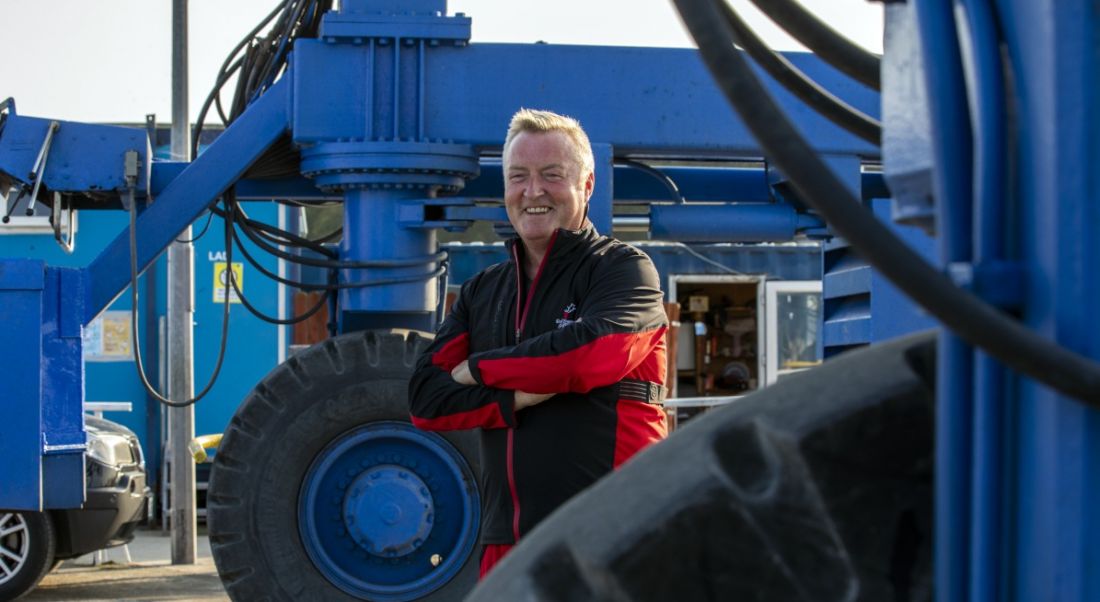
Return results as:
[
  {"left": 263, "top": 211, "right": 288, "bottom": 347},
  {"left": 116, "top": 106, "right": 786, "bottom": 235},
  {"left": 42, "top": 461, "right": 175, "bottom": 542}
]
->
[{"left": 25, "top": 528, "right": 228, "bottom": 602}]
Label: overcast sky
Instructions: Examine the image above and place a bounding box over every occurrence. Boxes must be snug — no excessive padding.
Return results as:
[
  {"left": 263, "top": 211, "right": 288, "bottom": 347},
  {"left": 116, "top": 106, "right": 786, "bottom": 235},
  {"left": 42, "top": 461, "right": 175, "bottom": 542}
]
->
[{"left": 0, "top": 0, "right": 883, "bottom": 123}]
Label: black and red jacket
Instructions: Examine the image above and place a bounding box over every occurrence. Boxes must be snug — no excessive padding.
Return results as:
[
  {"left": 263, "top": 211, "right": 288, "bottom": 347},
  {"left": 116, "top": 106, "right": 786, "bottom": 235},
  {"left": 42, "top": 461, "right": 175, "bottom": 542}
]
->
[{"left": 408, "top": 224, "right": 668, "bottom": 545}]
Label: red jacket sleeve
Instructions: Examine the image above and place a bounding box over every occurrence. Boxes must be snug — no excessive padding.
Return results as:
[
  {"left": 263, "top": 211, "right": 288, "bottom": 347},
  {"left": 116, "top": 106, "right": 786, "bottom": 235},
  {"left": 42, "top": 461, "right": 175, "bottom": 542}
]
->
[
  {"left": 408, "top": 274, "right": 517, "bottom": 431},
  {"left": 466, "top": 247, "right": 667, "bottom": 394}
]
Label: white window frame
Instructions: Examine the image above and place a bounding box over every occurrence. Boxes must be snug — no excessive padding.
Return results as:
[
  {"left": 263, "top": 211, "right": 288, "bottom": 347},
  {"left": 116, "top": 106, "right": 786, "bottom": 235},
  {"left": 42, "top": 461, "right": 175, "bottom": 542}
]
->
[
  {"left": 763, "top": 280, "right": 823, "bottom": 386},
  {"left": 668, "top": 273, "right": 765, "bottom": 394}
]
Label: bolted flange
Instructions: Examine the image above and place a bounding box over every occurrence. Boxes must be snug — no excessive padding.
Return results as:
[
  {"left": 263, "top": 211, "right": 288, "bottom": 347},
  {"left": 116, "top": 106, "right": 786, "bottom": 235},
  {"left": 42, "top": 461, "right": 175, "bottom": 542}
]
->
[{"left": 300, "top": 140, "right": 479, "bottom": 193}]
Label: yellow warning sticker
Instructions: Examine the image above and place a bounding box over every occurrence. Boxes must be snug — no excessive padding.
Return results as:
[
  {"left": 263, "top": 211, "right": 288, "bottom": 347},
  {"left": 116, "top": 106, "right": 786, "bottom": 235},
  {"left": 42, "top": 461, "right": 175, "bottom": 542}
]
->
[{"left": 213, "top": 261, "right": 243, "bottom": 304}]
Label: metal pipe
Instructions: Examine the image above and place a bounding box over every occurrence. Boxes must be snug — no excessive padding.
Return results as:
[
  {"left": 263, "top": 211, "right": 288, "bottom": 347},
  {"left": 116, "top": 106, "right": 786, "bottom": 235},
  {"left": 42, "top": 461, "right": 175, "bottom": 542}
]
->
[
  {"left": 956, "top": 0, "right": 1008, "bottom": 598},
  {"left": 168, "top": 0, "right": 197, "bottom": 566},
  {"left": 611, "top": 215, "right": 650, "bottom": 230},
  {"left": 913, "top": 1, "right": 976, "bottom": 598},
  {"left": 648, "top": 203, "right": 809, "bottom": 242},
  {"left": 24, "top": 121, "right": 60, "bottom": 215},
  {"left": 463, "top": 164, "right": 889, "bottom": 204},
  {"left": 340, "top": 188, "right": 438, "bottom": 332}
]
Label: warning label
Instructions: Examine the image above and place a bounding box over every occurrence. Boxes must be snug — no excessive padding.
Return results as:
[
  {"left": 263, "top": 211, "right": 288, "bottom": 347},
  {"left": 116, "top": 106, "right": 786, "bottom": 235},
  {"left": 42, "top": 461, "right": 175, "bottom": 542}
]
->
[{"left": 213, "top": 261, "right": 243, "bottom": 304}]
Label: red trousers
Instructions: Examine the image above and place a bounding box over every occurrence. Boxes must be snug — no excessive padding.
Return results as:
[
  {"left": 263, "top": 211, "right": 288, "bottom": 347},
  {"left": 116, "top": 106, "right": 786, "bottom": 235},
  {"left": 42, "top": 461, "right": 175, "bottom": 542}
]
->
[{"left": 479, "top": 544, "right": 515, "bottom": 579}]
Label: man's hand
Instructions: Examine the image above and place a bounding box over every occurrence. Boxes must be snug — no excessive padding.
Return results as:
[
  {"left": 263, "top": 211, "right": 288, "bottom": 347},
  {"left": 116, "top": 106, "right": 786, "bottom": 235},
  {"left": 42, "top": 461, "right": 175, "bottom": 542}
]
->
[
  {"left": 515, "top": 391, "right": 554, "bottom": 410},
  {"left": 451, "top": 360, "right": 476, "bottom": 385},
  {"left": 451, "top": 360, "right": 551, "bottom": 409}
]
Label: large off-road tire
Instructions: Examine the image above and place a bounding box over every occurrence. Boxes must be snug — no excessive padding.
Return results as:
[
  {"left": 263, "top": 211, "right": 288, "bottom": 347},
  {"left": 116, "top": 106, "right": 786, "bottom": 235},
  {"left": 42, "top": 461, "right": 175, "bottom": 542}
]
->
[
  {"left": 0, "top": 510, "right": 56, "bottom": 601},
  {"left": 208, "top": 330, "right": 481, "bottom": 601},
  {"left": 471, "top": 332, "right": 936, "bottom": 602}
]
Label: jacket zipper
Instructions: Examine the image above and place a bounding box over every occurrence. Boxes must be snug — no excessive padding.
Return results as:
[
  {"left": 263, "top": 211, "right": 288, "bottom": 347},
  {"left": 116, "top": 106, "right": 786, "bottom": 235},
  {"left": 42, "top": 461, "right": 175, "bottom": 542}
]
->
[
  {"left": 507, "top": 428, "right": 521, "bottom": 541},
  {"left": 506, "top": 230, "right": 558, "bottom": 542},
  {"left": 512, "top": 230, "right": 558, "bottom": 344}
]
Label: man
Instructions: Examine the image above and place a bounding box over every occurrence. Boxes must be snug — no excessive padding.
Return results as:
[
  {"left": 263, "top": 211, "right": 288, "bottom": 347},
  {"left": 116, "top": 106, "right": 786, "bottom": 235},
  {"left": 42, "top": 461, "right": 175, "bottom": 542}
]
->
[{"left": 408, "top": 108, "right": 668, "bottom": 577}]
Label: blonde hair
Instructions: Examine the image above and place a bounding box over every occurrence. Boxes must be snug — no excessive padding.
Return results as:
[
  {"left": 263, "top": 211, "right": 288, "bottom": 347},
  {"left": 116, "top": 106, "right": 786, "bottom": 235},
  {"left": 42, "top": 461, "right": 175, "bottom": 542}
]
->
[{"left": 503, "top": 108, "right": 595, "bottom": 176}]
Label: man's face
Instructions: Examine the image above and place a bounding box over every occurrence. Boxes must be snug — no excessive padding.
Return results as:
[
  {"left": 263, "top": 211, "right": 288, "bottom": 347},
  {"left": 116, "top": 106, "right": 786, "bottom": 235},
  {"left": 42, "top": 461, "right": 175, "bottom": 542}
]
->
[{"left": 503, "top": 131, "right": 594, "bottom": 249}]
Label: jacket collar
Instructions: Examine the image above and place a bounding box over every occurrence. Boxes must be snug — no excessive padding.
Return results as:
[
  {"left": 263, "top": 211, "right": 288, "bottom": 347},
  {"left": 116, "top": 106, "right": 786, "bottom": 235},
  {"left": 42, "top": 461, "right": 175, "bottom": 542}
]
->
[{"left": 505, "top": 221, "right": 600, "bottom": 266}]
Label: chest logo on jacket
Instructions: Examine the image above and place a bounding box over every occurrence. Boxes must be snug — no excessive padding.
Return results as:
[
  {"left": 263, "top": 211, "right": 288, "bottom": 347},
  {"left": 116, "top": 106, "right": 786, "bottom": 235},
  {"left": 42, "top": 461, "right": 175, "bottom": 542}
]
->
[{"left": 556, "top": 303, "right": 578, "bottom": 329}]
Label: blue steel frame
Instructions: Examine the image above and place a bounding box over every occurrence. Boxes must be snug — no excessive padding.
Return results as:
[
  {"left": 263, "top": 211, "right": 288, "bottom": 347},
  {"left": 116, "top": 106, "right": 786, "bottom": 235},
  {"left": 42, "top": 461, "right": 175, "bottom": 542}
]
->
[
  {"left": 876, "top": 1, "right": 1100, "bottom": 600},
  {"left": 40, "top": 0, "right": 1100, "bottom": 599},
  {"left": 5, "top": 0, "right": 1097, "bottom": 600},
  {"left": 0, "top": 47, "right": 872, "bottom": 519},
  {"left": 0, "top": 16, "right": 879, "bottom": 602},
  {"left": 0, "top": 8, "right": 880, "bottom": 598}
]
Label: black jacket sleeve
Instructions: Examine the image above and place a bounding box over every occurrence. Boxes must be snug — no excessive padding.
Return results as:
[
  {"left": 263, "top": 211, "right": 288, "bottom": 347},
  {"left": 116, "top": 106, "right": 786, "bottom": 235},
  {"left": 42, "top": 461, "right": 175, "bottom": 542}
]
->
[
  {"left": 466, "top": 247, "right": 667, "bottom": 394},
  {"left": 408, "top": 273, "right": 516, "bottom": 431}
]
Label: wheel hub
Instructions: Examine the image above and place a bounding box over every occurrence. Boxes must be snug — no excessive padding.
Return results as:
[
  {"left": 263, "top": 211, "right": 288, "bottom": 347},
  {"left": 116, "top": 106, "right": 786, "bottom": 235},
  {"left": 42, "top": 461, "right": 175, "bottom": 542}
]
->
[
  {"left": 0, "top": 512, "right": 29, "bottom": 585},
  {"left": 344, "top": 465, "right": 434, "bottom": 556},
  {"left": 298, "top": 421, "right": 479, "bottom": 601}
]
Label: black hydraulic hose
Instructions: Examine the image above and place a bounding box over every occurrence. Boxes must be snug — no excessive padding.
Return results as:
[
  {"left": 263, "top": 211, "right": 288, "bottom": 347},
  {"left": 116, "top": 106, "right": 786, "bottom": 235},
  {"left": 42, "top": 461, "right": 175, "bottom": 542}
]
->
[
  {"left": 127, "top": 187, "right": 231, "bottom": 408},
  {"left": 194, "top": 1, "right": 289, "bottom": 153},
  {"left": 228, "top": 221, "right": 341, "bottom": 291},
  {"left": 244, "top": 213, "right": 335, "bottom": 256},
  {"left": 718, "top": 1, "right": 880, "bottom": 145},
  {"left": 209, "top": 193, "right": 337, "bottom": 257},
  {"left": 235, "top": 208, "right": 323, "bottom": 252},
  {"left": 227, "top": 262, "right": 331, "bottom": 325},
  {"left": 672, "top": 0, "right": 1100, "bottom": 406},
  {"left": 616, "top": 159, "right": 686, "bottom": 203},
  {"left": 175, "top": 209, "right": 215, "bottom": 243},
  {"left": 227, "top": 203, "right": 449, "bottom": 291},
  {"left": 228, "top": 221, "right": 325, "bottom": 290},
  {"left": 230, "top": 199, "right": 446, "bottom": 270},
  {"left": 192, "top": 54, "right": 245, "bottom": 158},
  {"left": 252, "top": 0, "right": 311, "bottom": 97},
  {"left": 746, "top": 0, "right": 881, "bottom": 91}
]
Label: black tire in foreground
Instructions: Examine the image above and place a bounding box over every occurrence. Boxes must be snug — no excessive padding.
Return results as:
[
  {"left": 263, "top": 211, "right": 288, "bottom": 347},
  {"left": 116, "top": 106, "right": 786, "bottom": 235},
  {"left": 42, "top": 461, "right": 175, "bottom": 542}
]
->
[
  {"left": 471, "top": 331, "right": 936, "bottom": 602},
  {"left": 208, "top": 330, "right": 481, "bottom": 602},
  {"left": 0, "top": 510, "right": 56, "bottom": 601}
]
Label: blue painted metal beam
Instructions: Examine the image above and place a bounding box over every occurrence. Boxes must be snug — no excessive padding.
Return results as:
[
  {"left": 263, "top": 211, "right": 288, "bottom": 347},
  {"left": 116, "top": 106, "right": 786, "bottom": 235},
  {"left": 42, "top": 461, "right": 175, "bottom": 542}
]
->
[
  {"left": 148, "top": 163, "right": 888, "bottom": 204},
  {"left": 423, "top": 45, "right": 879, "bottom": 157},
  {"left": 82, "top": 79, "right": 290, "bottom": 324},
  {"left": 0, "top": 115, "right": 151, "bottom": 195},
  {"left": 649, "top": 202, "right": 821, "bottom": 242},
  {"left": 290, "top": 40, "right": 878, "bottom": 158},
  {"left": 150, "top": 165, "right": 334, "bottom": 200},
  {"left": 41, "top": 267, "right": 86, "bottom": 509}
]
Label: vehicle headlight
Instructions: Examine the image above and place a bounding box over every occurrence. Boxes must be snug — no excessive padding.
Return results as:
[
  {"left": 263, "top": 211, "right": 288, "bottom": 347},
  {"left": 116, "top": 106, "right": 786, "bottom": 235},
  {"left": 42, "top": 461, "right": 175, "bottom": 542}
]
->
[
  {"left": 87, "top": 433, "right": 135, "bottom": 467},
  {"left": 131, "top": 439, "right": 145, "bottom": 469}
]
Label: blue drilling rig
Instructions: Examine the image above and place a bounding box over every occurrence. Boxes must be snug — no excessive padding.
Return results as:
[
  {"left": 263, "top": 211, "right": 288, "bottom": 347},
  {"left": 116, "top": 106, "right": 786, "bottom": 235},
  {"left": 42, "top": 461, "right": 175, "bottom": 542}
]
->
[{"left": 1, "top": 1, "right": 1097, "bottom": 600}]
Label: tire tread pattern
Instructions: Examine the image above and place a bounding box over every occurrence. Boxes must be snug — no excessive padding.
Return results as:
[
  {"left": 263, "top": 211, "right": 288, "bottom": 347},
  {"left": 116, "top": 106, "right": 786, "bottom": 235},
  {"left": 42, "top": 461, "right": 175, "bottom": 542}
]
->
[{"left": 208, "top": 329, "right": 479, "bottom": 602}]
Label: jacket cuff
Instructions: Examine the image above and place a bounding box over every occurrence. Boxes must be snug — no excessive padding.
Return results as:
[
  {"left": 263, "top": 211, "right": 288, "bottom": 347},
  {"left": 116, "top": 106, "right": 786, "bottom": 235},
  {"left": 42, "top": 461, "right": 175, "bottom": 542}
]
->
[
  {"left": 468, "top": 355, "right": 486, "bottom": 386},
  {"left": 497, "top": 389, "right": 516, "bottom": 428}
]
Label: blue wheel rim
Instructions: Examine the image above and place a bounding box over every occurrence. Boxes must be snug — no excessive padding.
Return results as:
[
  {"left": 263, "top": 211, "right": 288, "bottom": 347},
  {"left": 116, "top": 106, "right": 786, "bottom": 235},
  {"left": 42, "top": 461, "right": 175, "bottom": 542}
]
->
[{"left": 298, "top": 421, "right": 479, "bottom": 601}]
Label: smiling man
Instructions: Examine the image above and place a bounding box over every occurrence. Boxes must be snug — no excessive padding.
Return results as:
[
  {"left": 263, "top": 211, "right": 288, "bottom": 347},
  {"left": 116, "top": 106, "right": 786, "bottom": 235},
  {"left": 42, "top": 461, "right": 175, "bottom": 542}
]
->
[{"left": 408, "top": 108, "right": 669, "bottom": 578}]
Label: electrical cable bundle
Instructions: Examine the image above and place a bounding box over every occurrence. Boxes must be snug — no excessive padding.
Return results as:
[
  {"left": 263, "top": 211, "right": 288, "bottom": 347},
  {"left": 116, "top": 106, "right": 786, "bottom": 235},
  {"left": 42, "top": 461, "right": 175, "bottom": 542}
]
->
[
  {"left": 133, "top": 2, "right": 448, "bottom": 406},
  {"left": 718, "top": 1, "right": 880, "bottom": 144},
  {"left": 671, "top": 0, "right": 1100, "bottom": 405},
  {"left": 218, "top": 188, "right": 448, "bottom": 325},
  {"left": 182, "top": 0, "right": 447, "bottom": 324},
  {"left": 192, "top": 0, "right": 332, "bottom": 160},
  {"left": 185, "top": 0, "right": 342, "bottom": 248}
]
